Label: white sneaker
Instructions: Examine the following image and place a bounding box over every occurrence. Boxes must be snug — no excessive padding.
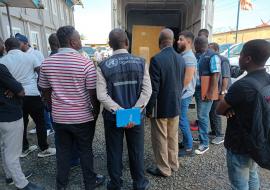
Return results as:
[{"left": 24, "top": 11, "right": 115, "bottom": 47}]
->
[
  {"left": 28, "top": 128, "right": 37, "bottom": 134},
  {"left": 20, "top": 145, "right": 38, "bottom": 158},
  {"left": 195, "top": 145, "right": 209, "bottom": 155},
  {"left": 47, "top": 129, "right": 54, "bottom": 136},
  {"left": 37, "top": 147, "right": 56, "bottom": 158},
  {"left": 211, "top": 137, "right": 224, "bottom": 145}
]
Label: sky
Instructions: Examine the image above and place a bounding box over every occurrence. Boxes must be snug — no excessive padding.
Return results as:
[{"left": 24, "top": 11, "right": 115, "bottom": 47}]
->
[
  {"left": 74, "top": 0, "right": 270, "bottom": 43},
  {"left": 213, "top": 0, "right": 270, "bottom": 33},
  {"left": 74, "top": 0, "right": 111, "bottom": 44}
]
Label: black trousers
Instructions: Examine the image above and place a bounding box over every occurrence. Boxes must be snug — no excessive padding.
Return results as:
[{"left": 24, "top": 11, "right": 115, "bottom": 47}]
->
[
  {"left": 104, "top": 119, "right": 148, "bottom": 190},
  {"left": 22, "top": 96, "right": 48, "bottom": 151},
  {"left": 209, "top": 100, "right": 223, "bottom": 137},
  {"left": 54, "top": 121, "right": 96, "bottom": 190}
]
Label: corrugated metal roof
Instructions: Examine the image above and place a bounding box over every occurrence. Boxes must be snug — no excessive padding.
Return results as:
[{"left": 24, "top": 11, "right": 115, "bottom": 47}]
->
[{"left": 0, "top": 0, "right": 43, "bottom": 9}]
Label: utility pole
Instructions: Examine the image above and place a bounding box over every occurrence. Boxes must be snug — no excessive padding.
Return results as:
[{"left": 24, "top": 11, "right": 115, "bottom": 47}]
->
[
  {"left": 5, "top": 3, "right": 13, "bottom": 37},
  {"left": 235, "top": 0, "right": 241, "bottom": 43}
]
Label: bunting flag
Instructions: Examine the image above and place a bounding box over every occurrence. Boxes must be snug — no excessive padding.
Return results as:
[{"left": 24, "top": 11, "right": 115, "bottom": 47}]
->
[
  {"left": 65, "top": 0, "right": 83, "bottom": 8},
  {"left": 240, "top": 0, "right": 253, "bottom": 10}
]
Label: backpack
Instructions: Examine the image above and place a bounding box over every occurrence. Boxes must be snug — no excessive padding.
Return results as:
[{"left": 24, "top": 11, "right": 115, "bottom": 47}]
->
[{"left": 245, "top": 77, "right": 270, "bottom": 170}]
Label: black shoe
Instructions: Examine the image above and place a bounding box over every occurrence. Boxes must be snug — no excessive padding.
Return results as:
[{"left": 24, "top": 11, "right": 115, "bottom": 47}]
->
[
  {"left": 56, "top": 185, "right": 67, "bottom": 190},
  {"left": 6, "top": 171, "right": 33, "bottom": 185},
  {"left": 94, "top": 174, "right": 106, "bottom": 188},
  {"left": 135, "top": 180, "right": 150, "bottom": 190},
  {"left": 18, "top": 182, "right": 45, "bottom": 190},
  {"left": 208, "top": 131, "right": 216, "bottom": 137},
  {"left": 178, "top": 149, "right": 195, "bottom": 157},
  {"left": 146, "top": 167, "right": 167, "bottom": 177},
  {"left": 107, "top": 179, "right": 123, "bottom": 189},
  {"left": 193, "top": 137, "right": 200, "bottom": 142},
  {"left": 178, "top": 142, "right": 184, "bottom": 149},
  {"left": 144, "top": 180, "right": 150, "bottom": 190}
]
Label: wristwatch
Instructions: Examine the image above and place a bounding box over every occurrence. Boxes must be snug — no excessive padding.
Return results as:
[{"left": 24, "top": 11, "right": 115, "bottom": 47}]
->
[{"left": 220, "top": 90, "right": 227, "bottom": 95}]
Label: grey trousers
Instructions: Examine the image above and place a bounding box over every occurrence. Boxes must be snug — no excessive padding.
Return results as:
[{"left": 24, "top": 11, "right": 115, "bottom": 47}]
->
[
  {"left": 0, "top": 118, "right": 28, "bottom": 189},
  {"left": 209, "top": 100, "right": 223, "bottom": 137}
]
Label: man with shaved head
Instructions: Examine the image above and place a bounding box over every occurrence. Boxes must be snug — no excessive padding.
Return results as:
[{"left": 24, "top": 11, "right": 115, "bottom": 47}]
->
[
  {"left": 97, "top": 28, "right": 152, "bottom": 189},
  {"left": 146, "top": 28, "right": 185, "bottom": 177},
  {"left": 193, "top": 36, "right": 221, "bottom": 155}
]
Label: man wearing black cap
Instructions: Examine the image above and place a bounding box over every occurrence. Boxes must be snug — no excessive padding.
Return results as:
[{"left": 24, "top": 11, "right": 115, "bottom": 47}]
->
[
  {"left": 15, "top": 33, "right": 44, "bottom": 64},
  {"left": 15, "top": 33, "right": 54, "bottom": 137}
]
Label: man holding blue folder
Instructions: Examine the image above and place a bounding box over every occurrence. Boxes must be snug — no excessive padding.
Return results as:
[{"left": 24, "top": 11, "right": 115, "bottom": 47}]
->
[{"left": 97, "top": 29, "right": 152, "bottom": 190}]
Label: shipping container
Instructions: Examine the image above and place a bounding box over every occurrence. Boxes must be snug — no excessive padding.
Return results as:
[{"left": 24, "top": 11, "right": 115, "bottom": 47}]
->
[{"left": 111, "top": 0, "right": 215, "bottom": 62}]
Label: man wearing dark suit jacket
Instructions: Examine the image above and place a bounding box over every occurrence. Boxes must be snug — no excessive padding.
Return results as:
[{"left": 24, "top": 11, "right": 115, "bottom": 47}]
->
[{"left": 146, "top": 29, "right": 185, "bottom": 177}]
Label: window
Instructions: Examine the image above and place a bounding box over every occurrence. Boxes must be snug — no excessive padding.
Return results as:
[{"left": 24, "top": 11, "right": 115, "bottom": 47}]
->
[
  {"left": 65, "top": 7, "right": 70, "bottom": 24},
  {"left": 228, "top": 43, "right": 244, "bottom": 58},
  {"left": 51, "top": 0, "right": 57, "bottom": 15},
  {"left": 30, "top": 31, "right": 42, "bottom": 51},
  {"left": 46, "top": 33, "right": 51, "bottom": 55},
  {"left": 60, "top": 3, "right": 64, "bottom": 20},
  {"left": 42, "top": 0, "right": 48, "bottom": 10},
  {"left": 6, "top": 26, "right": 21, "bottom": 37}
]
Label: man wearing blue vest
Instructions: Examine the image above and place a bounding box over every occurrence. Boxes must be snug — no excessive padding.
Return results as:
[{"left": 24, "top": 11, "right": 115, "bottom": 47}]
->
[
  {"left": 97, "top": 28, "right": 152, "bottom": 190},
  {"left": 209, "top": 42, "right": 231, "bottom": 145},
  {"left": 194, "top": 36, "right": 221, "bottom": 155}
]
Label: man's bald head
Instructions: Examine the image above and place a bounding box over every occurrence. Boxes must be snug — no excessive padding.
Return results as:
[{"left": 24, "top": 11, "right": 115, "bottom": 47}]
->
[
  {"left": 109, "top": 28, "right": 129, "bottom": 51},
  {"left": 194, "top": 36, "right": 208, "bottom": 53},
  {"left": 159, "top": 28, "right": 174, "bottom": 49}
]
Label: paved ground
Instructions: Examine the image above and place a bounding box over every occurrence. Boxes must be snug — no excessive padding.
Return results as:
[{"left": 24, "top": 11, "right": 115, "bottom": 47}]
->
[{"left": 1, "top": 109, "right": 270, "bottom": 190}]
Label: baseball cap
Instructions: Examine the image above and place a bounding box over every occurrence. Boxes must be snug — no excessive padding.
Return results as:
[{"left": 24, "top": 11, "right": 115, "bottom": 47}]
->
[{"left": 15, "top": 33, "right": 29, "bottom": 43}]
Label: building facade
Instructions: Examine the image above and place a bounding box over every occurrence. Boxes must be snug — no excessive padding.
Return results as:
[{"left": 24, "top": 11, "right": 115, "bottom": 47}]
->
[
  {"left": 0, "top": 0, "right": 79, "bottom": 56},
  {"left": 213, "top": 25, "right": 270, "bottom": 44}
]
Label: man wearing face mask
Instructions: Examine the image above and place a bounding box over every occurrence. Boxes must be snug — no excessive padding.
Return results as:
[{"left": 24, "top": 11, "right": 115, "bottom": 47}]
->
[{"left": 39, "top": 26, "right": 105, "bottom": 190}]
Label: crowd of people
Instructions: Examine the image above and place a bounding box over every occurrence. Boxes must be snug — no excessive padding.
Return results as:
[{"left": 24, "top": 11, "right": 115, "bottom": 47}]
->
[{"left": 0, "top": 25, "right": 269, "bottom": 190}]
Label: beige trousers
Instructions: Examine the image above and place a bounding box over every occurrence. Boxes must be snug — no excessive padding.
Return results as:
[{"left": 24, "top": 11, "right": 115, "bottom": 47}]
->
[
  {"left": 150, "top": 116, "right": 179, "bottom": 176},
  {"left": 0, "top": 118, "right": 28, "bottom": 189}
]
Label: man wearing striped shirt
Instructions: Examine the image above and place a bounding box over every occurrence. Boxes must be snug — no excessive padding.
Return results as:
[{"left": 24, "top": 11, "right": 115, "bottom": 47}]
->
[{"left": 39, "top": 26, "right": 105, "bottom": 190}]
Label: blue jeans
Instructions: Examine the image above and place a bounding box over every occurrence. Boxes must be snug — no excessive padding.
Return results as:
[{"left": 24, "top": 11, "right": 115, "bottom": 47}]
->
[
  {"left": 210, "top": 100, "right": 223, "bottom": 137},
  {"left": 227, "top": 150, "right": 260, "bottom": 190},
  {"left": 179, "top": 96, "right": 193, "bottom": 149},
  {"left": 44, "top": 110, "right": 53, "bottom": 130},
  {"left": 194, "top": 89, "right": 213, "bottom": 147}
]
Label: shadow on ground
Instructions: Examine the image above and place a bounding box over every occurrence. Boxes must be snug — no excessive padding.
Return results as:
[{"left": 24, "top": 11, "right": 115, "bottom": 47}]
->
[{"left": 0, "top": 108, "right": 270, "bottom": 190}]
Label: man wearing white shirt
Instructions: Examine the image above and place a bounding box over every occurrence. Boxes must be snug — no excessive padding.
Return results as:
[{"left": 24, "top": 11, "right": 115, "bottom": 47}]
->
[
  {"left": 0, "top": 37, "right": 55, "bottom": 158},
  {"left": 15, "top": 33, "right": 53, "bottom": 136}
]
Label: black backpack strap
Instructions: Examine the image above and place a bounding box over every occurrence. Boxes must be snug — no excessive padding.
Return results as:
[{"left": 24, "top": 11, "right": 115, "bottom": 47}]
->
[
  {"left": 245, "top": 77, "right": 262, "bottom": 92},
  {"left": 244, "top": 75, "right": 270, "bottom": 94}
]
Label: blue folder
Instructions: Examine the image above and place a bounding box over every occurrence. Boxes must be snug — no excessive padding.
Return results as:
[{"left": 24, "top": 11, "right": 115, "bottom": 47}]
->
[{"left": 116, "top": 108, "right": 141, "bottom": 128}]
